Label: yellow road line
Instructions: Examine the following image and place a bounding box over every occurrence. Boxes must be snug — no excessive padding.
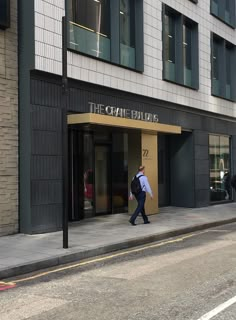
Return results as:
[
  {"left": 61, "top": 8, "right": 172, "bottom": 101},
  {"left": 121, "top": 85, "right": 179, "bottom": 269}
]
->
[
  {"left": 0, "top": 281, "right": 16, "bottom": 286},
  {"left": 14, "top": 231, "right": 205, "bottom": 284}
]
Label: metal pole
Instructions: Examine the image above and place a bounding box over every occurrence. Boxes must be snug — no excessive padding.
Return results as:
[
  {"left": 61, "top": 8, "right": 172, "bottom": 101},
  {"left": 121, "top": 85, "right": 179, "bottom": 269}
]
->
[{"left": 62, "top": 16, "right": 68, "bottom": 248}]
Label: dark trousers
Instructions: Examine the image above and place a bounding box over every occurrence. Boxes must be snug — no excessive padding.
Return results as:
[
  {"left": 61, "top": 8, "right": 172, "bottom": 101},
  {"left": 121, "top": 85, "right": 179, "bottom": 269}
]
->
[{"left": 130, "top": 191, "right": 149, "bottom": 223}]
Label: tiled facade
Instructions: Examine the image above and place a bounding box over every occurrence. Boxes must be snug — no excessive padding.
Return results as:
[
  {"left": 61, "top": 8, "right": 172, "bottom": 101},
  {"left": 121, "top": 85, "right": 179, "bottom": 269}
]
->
[
  {"left": 17, "top": 0, "right": 236, "bottom": 234},
  {"left": 0, "top": 1, "right": 18, "bottom": 236},
  {"left": 34, "top": 0, "right": 236, "bottom": 117}
]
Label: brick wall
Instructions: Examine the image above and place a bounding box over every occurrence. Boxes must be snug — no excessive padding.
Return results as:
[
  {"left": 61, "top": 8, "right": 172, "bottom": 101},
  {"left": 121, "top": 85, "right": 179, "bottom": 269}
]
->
[{"left": 0, "top": 1, "right": 18, "bottom": 236}]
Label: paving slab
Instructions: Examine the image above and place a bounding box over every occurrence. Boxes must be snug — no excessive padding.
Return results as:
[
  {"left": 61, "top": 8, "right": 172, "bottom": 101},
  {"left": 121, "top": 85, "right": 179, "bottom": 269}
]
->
[{"left": 0, "top": 203, "right": 236, "bottom": 279}]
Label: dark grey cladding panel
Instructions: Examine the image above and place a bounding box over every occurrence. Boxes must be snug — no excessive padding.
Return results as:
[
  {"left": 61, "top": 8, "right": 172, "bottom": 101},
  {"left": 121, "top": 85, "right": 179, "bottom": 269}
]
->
[
  {"left": 195, "top": 145, "right": 209, "bottom": 160},
  {"left": 31, "top": 204, "right": 62, "bottom": 233},
  {"left": 195, "top": 174, "right": 210, "bottom": 190},
  {"left": 195, "top": 189, "right": 209, "bottom": 207},
  {"left": 69, "top": 85, "right": 165, "bottom": 115},
  {"left": 31, "top": 180, "right": 62, "bottom": 206},
  {"left": 214, "top": 119, "right": 230, "bottom": 134},
  {"left": 31, "top": 131, "right": 62, "bottom": 155},
  {"left": 31, "top": 105, "right": 62, "bottom": 131},
  {"left": 195, "top": 159, "right": 209, "bottom": 175},
  {"left": 194, "top": 130, "right": 208, "bottom": 146},
  {"left": 231, "top": 135, "right": 236, "bottom": 149},
  {"left": 170, "top": 111, "right": 202, "bottom": 130},
  {"left": 31, "top": 156, "right": 62, "bottom": 180},
  {"left": 31, "top": 79, "right": 63, "bottom": 107},
  {"left": 202, "top": 117, "right": 215, "bottom": 132}
]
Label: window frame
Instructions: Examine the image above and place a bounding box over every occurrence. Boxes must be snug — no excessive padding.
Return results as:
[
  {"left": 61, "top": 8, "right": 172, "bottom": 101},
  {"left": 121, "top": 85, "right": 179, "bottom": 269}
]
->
[
  {"left": 67, "top": 0, "right": 144, "bottom": 72},
  {"left": 210, "top": 0, "right": 236, "bottom": 29},
  {"left": 162, "top": 4, "right": 199, "bottom": 90},
  {"left": 211, "top": 33, "right": 236, "bottom": 102},
  {"left": 209, "top": 134, "right": 232, "bottom": 203}
]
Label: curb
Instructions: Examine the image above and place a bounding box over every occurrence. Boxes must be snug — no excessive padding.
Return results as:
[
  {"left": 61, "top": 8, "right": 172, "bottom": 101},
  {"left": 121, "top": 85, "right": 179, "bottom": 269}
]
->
[{"left": 1, "top": 218, "right": 236, "bottom": 280}]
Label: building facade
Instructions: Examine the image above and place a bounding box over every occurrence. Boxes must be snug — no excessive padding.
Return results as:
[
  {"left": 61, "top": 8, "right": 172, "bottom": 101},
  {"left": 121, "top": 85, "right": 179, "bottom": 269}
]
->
[
  {"left": 18, "top": 0, "right": 236, "bottom": 234},
  {"left": 0, "top": 0, "right": 18, "bottom": 236}
]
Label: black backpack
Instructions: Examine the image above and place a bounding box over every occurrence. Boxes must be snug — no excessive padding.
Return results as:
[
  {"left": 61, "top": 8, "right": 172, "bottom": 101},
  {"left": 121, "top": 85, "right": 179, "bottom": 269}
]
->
[{"left": 131, "top": 175, "right": 144, "bottom": 195}]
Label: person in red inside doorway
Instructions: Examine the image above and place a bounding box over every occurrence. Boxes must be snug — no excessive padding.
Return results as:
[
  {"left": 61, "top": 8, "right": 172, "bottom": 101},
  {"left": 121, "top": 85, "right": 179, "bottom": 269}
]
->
[{"left": 129, "top": 165, "right": 153, "bottom": 226}]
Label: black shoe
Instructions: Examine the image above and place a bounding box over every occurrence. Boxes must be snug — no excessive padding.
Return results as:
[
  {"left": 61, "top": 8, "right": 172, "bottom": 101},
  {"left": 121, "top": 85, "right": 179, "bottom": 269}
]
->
[
  {"left": 129, "top": 219, "right": 136, "bottom": 226},
  {"left": 144, "top": 221, "right": 150, "bottom": 224}
]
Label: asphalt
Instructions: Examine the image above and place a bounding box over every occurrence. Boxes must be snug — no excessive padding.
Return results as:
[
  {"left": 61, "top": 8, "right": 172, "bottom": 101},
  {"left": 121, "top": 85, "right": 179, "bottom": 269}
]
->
[{"left": 0, "top": 203, "right": 236, "bottom": 280}]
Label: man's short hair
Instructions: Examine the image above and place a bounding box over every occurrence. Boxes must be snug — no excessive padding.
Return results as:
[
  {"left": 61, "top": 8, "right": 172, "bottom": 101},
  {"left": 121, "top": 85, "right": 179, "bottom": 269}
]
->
[{"left": 138, "top": 165, "right": 145, "bottom": 171}]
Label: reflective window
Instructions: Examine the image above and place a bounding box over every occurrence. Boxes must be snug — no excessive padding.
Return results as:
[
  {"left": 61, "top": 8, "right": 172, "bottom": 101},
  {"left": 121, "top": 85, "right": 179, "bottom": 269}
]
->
[
  {"left": 120, "top": 0, "right": 136, "bottom": 68},
  {"left": 211, "top": 0, "right": 236, "bottom": 28},
  {"left": 225, "top": 43, "right": 233, "bottom": 99},
  {"left": 212, "top": 36, "right": 220, "bottom": 96},
  {"left": 163, "top": 5, "right": 198, "bottom": 89},
  {"left": 211, "top": 34, "right": 235, "bottom": 101},
  {"left": 209, "top": 135, "right": 231, "bottom": 202},
  {"left": 164, "top": 13, "right": 176, "bottom": 82},
  {"left": 68, "top": 0, "right": 143, "bottom": 71},
  {"left": 69, "top": 0, "right": 111, "bottom": 61},
  {"left": 183, "top": 23, "right": 192, "bottom": 87}
]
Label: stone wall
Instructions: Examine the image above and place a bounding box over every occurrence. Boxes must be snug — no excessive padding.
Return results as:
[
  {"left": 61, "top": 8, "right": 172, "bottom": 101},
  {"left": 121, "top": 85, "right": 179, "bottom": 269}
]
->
[{"left": 0, "top": 2, "right": 18, "bottom": 236}]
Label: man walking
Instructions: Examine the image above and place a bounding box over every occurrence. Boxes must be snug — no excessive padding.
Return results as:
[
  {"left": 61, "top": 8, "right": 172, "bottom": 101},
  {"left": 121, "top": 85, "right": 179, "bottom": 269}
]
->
[{"left": 129, "top": 165, "right": 153, "bottom": 226}]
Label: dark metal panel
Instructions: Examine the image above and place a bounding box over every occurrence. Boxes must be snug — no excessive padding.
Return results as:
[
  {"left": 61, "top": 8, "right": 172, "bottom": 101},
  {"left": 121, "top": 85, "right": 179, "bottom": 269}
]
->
[
  {"left": 31, "top": 156, "right": 62, "bottom": 180},
  {"left": 195, "top": 174, "right": 210, "bottom": 190},
  {"left": 194, "top": 130, "right": 209, "bottom": 206},
  {"left": 31, "top": 131, "right": 62, "bottom": 155},
  {"left": 195, "top": 145, "right": 209, "bottom": 160},
  {"left": 31, "top": 204, "right": 62, "bottom": 233},
  {"left": 170, "top": 132, "right": 195, "bottom": 207},
  {"left": 31, "top": 180, "right": 62, "bottom": 206},
  {"left": 31, "top": 105, "right": 62, "bottom": 131},
  {"left": 19, "top": 0, "right": 35, "bottom": 234},
  {"left": 195, "top": 190, "right": 209, "bottom": 207},
  {"left": 31, "top": 79, "right": 63, "bottom": 108},
  {"left": 195, "top": 159, "right": 209, "bottom": 175}
]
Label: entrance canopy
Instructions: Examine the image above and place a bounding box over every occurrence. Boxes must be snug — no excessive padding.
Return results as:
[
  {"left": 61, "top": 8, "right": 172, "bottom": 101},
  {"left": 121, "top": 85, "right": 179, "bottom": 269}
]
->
[{"left": 67, "top": 113, "right": 181, "bottom": 134}]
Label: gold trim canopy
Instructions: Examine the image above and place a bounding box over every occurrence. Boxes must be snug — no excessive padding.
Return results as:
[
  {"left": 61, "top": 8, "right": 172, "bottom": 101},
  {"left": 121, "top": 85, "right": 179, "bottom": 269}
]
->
[{"left": 68, "top": 113, "right": 181, "bottom": 134}]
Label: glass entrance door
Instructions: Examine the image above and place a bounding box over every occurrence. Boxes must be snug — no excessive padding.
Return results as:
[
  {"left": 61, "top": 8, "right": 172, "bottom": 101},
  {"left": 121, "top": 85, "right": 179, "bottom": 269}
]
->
[
  {"left": 69, "top": 127, "right": 127, "bottom": 221},
  {"left": 95, "top": 145, "right": 111, "bottom": 214}
]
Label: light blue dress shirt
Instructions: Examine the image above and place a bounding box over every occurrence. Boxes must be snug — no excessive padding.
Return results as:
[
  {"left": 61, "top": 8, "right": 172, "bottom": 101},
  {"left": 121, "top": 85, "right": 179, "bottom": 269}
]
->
[{"left": 130, "top": 172, "right": 153, "bottom": 197}]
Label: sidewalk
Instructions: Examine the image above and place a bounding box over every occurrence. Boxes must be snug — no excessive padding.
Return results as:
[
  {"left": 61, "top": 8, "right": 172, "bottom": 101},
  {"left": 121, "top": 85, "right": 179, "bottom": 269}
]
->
[{"left": 1, "top": 203, "right": 236, "bottom": 280}]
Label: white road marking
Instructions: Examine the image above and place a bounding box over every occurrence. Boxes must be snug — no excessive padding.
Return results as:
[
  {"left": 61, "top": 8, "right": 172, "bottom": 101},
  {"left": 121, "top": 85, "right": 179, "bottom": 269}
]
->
[{"left": 197, "top": 296, "right": 236, "bottom": 320}]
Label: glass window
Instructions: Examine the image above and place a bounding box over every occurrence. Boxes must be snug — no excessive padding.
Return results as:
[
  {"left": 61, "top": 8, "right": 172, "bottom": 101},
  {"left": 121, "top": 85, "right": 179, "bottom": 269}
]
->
[
  {"left": 68, "top": 0, "right": 143, "bottom": 70},
  {"left": 211, "top": 0, "right": 235, "bottom": 28},
  {"left": 212, "top": 37, "right": 220, "bottom": 96},
  {"left": 163, "top": 5, "right": 198, "bottom": 89},
  {"left": 211, "top": 0, "right": 219, "bottom": 16},
  {"left": 183, "top": 23, "right": 192, "bottom": 86},
  {"left": 120, "top": 0, "right": 136, "bottom": 68},
  {"left": 225, "top": 0, "right": 230, "bottom": 24},
  {"left": 69, "top": 0, "right": 111, "bottom": 61},
  {"left": 164, "top": 13, "right": 176, "bottom": 82},
  {"left": 211, "top": 34, "right": 235, "bottom": 101},
  {"left": 209, "top": 135, "right": 231, "bottom": 202},
  {"left": 225, "top": 43, "right": 233, "bottom": 100}
]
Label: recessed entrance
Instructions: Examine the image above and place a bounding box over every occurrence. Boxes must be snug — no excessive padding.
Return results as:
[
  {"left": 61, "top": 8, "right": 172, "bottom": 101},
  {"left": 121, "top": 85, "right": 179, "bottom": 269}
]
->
[
  {"left": 68, "top": 127, "right": 129, "bottom": 221},
  {"left": 68, "top": 113, "right": 181, "bottom": 221}
]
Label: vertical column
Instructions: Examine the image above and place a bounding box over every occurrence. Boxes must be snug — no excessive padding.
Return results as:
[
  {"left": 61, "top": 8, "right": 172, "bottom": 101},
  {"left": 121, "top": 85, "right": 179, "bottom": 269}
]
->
[
  {"left": 128, "top": 132, "right": 141, "bottom": 214},
  {"left": 141, "top": 133, "right": 158, "bottom": 214}
]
